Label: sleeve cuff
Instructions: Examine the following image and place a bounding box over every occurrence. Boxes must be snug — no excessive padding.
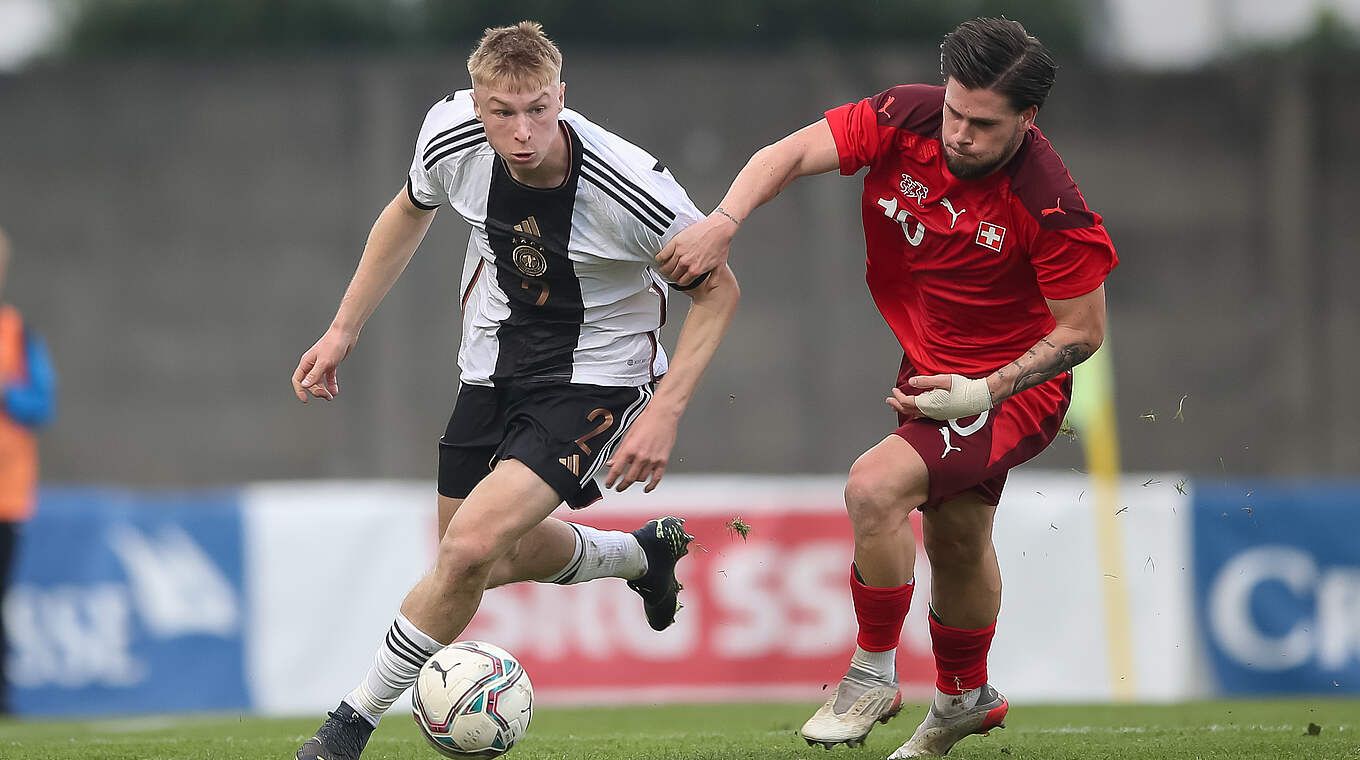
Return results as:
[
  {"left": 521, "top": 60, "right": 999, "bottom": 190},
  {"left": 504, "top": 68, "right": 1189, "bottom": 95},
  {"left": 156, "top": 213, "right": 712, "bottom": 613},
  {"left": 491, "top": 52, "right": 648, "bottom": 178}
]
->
[
  {"left": 823, "top": 104, "right": 862, "bottom": 176},
  {"left": 668, "top": 271, "right": 711, "bottom": 291},
  {"left": 406, "top": 177, "right": 440, "bottom": 210},
  {"left": 1039, "top": 276, "right": 1108, "bottom": 301}
]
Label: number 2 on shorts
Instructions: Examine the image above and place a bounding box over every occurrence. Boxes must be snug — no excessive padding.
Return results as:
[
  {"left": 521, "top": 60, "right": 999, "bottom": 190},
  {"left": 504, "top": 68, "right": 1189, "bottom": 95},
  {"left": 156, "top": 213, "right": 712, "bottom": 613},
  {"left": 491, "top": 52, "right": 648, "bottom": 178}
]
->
[{"left": 574, "top": 408, "right": 615, "bottom": 455}]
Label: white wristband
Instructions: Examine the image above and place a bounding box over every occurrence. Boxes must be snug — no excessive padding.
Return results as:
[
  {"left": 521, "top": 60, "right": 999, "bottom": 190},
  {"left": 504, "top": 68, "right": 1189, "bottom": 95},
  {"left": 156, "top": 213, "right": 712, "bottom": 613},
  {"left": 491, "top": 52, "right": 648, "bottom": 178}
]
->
[{"left": 913, "top": 374, "right": 994, "bottom": 421}]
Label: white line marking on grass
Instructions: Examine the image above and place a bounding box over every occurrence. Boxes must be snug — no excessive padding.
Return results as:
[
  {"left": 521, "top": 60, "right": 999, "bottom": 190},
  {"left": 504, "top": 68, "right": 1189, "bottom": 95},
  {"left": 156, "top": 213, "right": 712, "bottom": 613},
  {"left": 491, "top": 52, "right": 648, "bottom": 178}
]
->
[{"left": 1030, "top": 724, "right": 1350, "bottom": 735}]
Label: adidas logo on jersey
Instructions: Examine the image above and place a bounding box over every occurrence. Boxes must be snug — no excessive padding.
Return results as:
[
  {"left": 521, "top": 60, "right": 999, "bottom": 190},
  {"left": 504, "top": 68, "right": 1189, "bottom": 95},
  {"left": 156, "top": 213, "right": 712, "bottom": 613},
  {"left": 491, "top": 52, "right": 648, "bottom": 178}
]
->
[{"left": 514, "top": 216, "right": 541, "bottom": 237}]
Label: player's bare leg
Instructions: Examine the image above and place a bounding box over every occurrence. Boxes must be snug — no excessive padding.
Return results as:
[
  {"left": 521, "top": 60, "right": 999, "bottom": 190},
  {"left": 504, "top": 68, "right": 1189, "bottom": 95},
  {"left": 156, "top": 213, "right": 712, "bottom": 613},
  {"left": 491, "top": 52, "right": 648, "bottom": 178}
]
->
[
  {"left": 437, "top": 494, "right": 577, "bottom": 582},
  {"left": 922, "top": 496, "right": 1000, "bottom": 628},
  {"left": 802, "top": 435, "right": 927, "bottom": 749},
  {"left": 439, "top": 495, "right": 694, "bottom": 629},
  {"left": 297, "top": 460, "right": 560, "bottom": 760},
  {"left": 847, "top": 436, "right": 927, "bottom": 587},
  {"left": 890, "top": 495, "right": 1008, "bottom": 759},
  {"left": 403, "top": 460, "right": 562, "bottom": 641}
]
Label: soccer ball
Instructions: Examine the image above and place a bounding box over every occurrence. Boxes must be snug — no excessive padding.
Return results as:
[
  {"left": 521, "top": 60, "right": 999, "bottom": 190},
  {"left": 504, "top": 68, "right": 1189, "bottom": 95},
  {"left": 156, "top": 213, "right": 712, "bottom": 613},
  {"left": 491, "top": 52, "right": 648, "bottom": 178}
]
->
[{"left": 411, "top": 641, "right": 534, "bottom": 758}]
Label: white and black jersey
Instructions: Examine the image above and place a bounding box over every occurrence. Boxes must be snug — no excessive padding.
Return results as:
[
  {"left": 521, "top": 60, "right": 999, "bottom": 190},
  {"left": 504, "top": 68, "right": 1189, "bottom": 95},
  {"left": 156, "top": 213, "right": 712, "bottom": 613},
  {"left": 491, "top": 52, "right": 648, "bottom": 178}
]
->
[{"left": 406, "top": 90, "right": 703, "bottom": 388}]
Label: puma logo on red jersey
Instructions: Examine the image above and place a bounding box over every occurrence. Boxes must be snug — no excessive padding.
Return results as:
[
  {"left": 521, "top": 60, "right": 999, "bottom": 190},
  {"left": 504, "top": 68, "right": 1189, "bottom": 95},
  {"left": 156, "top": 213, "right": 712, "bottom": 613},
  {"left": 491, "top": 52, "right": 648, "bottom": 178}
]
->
[
  {"left": 940, "top": 197, "right": 967, "bottom": 229},
  {"left": 939, "top": 426, "right": 963, "bottom": 459},
  {"left": 1041, "top": 197, "right": 1067, "bottom": 216},
  {"left": 877, "top": 95, "right": 895, "bottom": 119}
]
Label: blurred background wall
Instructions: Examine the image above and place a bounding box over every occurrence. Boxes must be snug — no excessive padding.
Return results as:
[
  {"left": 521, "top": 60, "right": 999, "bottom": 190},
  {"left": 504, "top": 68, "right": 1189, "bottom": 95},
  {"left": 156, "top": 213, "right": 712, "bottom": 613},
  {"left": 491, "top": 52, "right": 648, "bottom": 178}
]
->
[{"left": 0, "top": 0, "right": 1356, "bottom": 485}]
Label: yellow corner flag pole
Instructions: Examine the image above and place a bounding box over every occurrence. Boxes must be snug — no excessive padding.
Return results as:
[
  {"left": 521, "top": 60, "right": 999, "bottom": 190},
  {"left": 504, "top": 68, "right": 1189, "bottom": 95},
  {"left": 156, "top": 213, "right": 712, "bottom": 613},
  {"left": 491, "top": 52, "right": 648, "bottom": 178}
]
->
[{"left": 1066, "top": 337, "right": 1136, "bottom": 700}]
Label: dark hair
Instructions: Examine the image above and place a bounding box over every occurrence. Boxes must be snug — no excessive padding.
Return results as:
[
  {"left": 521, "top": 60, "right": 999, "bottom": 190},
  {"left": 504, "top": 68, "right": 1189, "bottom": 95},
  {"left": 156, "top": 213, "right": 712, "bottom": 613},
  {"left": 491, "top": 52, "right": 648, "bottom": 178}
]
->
[{"left": 940, "top": 18, "right": 1057, "bottom": 112}]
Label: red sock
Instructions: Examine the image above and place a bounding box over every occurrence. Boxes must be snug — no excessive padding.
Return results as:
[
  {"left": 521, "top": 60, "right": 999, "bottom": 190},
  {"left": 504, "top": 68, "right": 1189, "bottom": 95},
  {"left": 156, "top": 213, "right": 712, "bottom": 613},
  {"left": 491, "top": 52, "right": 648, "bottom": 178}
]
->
[
  {"left": 930, "top": 611, "right": 995, "bottom": 694},
  {"left": 850, "top": 564, "right": 914, "bottom": 652}
]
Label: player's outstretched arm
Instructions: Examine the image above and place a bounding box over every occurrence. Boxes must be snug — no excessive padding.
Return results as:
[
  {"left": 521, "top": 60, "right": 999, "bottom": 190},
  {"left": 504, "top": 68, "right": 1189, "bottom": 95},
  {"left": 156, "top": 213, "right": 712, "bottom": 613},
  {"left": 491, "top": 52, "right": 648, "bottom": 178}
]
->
[
  {"left": 604, "top": 265, "right": 741, "bottom": 492},
  {"left": 656, "top": 120, "right": 840, "bottom": 284},
  {"left": 292, "top": 189, "right": 436, "bottom": 403},
  {"left": 889, "top": 286, "right": 1107, "bottom": 420}
]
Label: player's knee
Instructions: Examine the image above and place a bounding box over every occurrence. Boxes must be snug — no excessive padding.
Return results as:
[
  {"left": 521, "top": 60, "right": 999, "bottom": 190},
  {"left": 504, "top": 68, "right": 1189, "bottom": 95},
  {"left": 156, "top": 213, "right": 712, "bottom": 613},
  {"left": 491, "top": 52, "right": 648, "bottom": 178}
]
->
[
  {"left": 435, "top": 532, "right": 501, "bottom": 584},
  {"left": 844, "top": 458, "right": 921, "bottom": 536}
]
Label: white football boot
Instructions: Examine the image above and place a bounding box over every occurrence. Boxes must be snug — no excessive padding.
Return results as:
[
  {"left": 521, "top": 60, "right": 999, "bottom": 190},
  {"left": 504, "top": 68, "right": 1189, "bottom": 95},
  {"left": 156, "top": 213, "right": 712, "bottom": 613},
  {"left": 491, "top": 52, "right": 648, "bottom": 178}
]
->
[
  {"left": 888, "top": 683, "right": 1009, "bottom": 758},
  {"left": 800, "top": 665, "right": 903, "bottom": 749}
]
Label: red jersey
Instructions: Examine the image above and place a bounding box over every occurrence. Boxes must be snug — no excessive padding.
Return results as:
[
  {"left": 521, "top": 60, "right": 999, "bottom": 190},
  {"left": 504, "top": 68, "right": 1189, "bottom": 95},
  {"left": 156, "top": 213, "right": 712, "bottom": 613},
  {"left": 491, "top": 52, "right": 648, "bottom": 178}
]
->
[{"left": 825, "top": 84, "right": 1117, "bottom": 377}]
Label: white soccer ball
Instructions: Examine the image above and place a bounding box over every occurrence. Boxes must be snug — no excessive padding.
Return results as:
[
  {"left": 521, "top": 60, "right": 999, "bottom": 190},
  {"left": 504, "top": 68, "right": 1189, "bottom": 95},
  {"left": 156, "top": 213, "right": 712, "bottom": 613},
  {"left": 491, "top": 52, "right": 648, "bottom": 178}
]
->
[{"left": 411, "top": 640, "right": 534, "bottom": 758}]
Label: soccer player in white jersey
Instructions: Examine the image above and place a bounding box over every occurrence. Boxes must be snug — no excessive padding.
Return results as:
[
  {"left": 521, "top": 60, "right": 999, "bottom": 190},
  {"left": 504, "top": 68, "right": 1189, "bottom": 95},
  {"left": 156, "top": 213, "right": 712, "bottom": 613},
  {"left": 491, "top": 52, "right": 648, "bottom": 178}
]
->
[{"left": 290, "top": 22, "right": 739, "bottom": 760}]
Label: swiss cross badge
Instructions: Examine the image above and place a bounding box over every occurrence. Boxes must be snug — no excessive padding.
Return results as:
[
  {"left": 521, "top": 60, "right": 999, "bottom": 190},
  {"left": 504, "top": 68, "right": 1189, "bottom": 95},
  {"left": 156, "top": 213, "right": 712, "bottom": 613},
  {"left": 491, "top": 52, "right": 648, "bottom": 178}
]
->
[{"left": 975, "top": 221, "right": 1006, "bottom": 252}]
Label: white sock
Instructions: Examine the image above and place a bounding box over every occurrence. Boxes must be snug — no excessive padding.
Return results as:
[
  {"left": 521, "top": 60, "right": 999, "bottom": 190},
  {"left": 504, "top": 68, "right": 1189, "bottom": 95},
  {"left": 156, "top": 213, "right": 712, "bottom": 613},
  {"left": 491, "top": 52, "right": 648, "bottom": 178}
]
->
[
  {"left": 539, "top": 523, "right": 586, "bottom": 583},
  {"left": 345, "top": 613, "right": 444, "bottom": 726},
  {"left": 850, "top": 645, "right": 897, "bottom": 683},
  {"left": 544, "top": 523, "right": 647, "bottom": 584},
  {"left": 933, "top": 686, "right": 982, "bottom": 716}
]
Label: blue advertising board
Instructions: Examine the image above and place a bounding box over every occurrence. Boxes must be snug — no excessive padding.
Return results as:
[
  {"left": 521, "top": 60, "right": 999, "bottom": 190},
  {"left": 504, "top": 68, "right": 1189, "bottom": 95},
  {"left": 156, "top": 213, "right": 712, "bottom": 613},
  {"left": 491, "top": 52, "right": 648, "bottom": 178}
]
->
[
  {"left": 5, "top": 487, "right": 249, "bottom": 715},
  {"left": 1193, "top": 481, "right": 1360, "bottom": 695}
]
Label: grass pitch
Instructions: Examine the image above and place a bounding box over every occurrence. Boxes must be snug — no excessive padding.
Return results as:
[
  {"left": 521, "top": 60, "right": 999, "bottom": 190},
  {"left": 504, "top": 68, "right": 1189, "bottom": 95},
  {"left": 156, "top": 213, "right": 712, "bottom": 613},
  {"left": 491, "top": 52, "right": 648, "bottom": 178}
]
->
[{"left": 2, "top": 699, "right": 1356, "bottom": 760}]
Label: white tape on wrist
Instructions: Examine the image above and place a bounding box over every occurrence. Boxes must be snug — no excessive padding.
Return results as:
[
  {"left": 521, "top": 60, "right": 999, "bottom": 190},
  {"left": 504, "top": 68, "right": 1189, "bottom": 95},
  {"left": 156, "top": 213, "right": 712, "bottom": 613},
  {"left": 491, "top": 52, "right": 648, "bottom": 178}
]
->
[{"left": 914, "top": 374, "right": 994, "bottom": 421}]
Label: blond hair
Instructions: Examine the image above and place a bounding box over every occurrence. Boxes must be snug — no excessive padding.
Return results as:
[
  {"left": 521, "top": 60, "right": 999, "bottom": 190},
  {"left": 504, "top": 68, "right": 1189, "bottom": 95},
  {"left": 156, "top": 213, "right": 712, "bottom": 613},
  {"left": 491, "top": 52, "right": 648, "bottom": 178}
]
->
[{"left": 467, "top": 21, "right": 562, "bottom": 93}]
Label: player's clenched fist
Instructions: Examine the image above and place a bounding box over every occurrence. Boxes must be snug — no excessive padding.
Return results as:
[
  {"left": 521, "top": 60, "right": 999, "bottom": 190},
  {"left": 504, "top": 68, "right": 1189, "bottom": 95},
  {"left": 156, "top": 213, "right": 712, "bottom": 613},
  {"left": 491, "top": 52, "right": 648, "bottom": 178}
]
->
[{"left": 291, "top": 328, "right": 356, "bottom": 403}]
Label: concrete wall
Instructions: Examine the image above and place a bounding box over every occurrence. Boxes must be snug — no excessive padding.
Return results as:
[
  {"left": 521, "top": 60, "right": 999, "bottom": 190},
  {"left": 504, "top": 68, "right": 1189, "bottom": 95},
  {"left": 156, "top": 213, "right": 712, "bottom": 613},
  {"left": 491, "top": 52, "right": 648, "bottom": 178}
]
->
[{"left": 1, "top": 52, "right": 1355, "bottom": 484}]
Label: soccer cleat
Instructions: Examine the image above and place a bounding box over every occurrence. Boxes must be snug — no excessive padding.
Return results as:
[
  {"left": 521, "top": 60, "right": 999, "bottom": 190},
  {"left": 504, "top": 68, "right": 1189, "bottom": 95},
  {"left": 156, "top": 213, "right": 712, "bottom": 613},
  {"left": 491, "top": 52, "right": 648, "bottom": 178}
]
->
[
  {"left": 800, "top": 666, "right": 903, "bottom": 749},
  {"left": 888, "top": 684, "right": 1009, "bottom": 758},
  {"left": 296, "top": 701, "right": 375, "bottom": 760},
  {"left": 626, "top": 516, "right": 694, "bottom": 631}
]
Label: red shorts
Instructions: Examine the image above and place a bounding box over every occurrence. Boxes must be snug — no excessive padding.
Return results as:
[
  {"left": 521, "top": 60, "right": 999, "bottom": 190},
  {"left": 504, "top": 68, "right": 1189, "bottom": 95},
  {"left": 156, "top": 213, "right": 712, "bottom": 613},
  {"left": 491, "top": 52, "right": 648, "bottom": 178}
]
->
[{"left": 893, "top": 356, "right": 1072, "bottom": 510}]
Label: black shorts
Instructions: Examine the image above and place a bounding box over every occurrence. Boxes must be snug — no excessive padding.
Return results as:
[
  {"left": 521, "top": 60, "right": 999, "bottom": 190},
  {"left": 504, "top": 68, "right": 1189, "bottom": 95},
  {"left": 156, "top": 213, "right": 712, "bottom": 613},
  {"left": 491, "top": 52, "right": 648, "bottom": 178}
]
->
[{"left": 438, "top": 381, "right": 656, "bottom": 508}]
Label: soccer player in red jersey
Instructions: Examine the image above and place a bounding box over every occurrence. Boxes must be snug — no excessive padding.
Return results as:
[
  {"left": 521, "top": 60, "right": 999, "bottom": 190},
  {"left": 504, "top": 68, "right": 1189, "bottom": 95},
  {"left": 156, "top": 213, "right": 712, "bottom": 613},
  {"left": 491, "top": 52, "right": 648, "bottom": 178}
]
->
[{"left": 659, "top": 18, "right": 1117, "bottom": 759}]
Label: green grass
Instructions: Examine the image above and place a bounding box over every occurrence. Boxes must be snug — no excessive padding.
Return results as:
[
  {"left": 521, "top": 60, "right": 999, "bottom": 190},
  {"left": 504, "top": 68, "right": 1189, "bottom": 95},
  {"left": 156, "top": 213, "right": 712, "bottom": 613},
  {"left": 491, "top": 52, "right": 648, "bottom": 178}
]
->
[{"left": 2, "top": 700, "right": 1357, "bottom": 760}]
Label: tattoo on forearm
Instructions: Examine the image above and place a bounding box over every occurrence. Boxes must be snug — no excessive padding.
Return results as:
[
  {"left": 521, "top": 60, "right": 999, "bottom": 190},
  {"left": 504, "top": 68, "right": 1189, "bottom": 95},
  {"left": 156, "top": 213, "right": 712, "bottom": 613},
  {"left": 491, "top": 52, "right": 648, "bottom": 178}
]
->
[{"left": 1009, "top": 339, "right": 1094, "bottom": 397}]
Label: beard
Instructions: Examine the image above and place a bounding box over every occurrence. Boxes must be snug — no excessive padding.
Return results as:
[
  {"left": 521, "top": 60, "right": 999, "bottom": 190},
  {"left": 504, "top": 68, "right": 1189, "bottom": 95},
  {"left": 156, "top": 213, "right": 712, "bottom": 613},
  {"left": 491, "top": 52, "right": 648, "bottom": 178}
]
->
[
  {"left": 945, "top": 131, "right": 1025, "bottom": 180},
  {"left": 945, "top": 152, "right": 1005, "bottom": 180}
]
